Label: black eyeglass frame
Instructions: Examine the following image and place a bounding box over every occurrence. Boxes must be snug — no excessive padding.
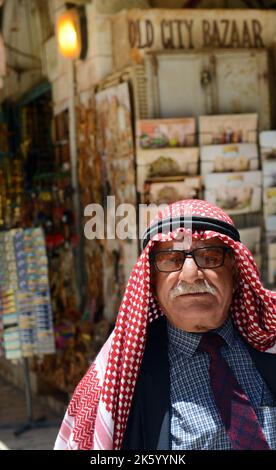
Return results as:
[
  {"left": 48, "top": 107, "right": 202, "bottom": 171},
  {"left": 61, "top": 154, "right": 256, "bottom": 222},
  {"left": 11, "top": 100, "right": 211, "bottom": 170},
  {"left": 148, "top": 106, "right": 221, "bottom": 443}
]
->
[{"left": 149, "top": 246, "right": 233, "bottom": 272}]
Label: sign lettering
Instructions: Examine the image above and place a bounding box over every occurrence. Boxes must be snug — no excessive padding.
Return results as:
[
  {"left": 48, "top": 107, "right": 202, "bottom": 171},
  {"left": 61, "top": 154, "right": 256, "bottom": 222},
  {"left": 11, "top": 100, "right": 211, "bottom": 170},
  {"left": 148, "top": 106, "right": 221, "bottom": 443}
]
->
[{"left": 127, "top": 18, "right": 265, "bottom": 50}]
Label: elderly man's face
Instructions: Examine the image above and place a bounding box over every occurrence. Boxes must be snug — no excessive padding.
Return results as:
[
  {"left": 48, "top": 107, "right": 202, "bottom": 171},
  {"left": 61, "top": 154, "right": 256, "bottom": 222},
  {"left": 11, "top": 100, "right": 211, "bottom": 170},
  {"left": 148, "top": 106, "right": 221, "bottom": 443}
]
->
[{"left": 151, "top": 237, "right": 236, "bottom": 333}]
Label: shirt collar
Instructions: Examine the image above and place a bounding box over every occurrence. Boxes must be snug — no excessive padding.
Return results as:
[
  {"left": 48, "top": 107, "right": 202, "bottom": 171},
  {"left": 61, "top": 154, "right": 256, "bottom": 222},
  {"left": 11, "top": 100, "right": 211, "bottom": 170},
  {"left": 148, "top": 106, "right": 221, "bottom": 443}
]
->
[{"left": 167, "top": 315, "right": 235, "bottom": 358}]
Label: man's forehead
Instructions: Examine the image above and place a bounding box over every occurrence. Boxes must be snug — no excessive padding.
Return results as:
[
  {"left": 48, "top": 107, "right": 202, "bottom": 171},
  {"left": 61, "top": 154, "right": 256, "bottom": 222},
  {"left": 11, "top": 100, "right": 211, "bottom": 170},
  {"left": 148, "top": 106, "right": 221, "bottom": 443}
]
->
[{"left": 153, "top": 236, "right": 226, "bottom": 251}]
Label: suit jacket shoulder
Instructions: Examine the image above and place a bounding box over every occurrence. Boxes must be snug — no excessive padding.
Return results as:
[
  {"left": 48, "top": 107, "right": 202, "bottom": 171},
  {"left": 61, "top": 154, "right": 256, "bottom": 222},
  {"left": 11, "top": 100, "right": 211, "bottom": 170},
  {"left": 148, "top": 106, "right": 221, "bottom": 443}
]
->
[{"left": 244, "top": 341, "right": 276, "bottom": 397}]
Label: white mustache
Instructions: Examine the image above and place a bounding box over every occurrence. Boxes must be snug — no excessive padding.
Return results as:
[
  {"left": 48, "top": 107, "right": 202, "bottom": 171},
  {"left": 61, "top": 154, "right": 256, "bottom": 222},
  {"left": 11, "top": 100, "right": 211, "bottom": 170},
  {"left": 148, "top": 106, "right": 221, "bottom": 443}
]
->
[{"left": 170, "top": 280, "right": 217, "bottom": 299}]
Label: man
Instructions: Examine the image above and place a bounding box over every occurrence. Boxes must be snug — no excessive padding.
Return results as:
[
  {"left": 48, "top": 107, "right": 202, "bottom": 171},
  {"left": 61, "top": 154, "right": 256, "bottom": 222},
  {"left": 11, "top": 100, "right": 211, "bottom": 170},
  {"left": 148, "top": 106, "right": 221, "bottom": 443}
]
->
[{"left": 54, "top": 199, "right": 276, "bottom": 450}]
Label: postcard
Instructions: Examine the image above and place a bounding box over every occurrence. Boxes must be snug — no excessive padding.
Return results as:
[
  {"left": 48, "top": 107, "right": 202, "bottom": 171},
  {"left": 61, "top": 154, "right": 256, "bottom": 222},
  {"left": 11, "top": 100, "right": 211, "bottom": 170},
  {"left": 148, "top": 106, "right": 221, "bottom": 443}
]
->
[
  {"left": 200, "top": 143, "right": 258, "bottom": 175},
  {"left": 259, "top": 131, "right": 276, "bottom": 160},
  {"left": 265, "top": 216, "right": 276, "bottom": 232},
  {"left": 268, "top": 242, "right": 276, "bottom": 259},
  {"left": 239, "top": 227, "right": 261, "bottom": 268},
  {"left": 136, "top": 118, "right": 196, "bottom": 149},
  {"left": 263, "top": 187, "right": 276, "bottom": 217},
  {"left": 268, "top": 257, "right": 276, "bottom": 285},
  {"left": 262, "top": 161, "right": 276, "bottom": 188},
  {"left": 204, "top": 171, "right": 262, "bottom": 215},
  {"left": 239, "top": 227, "right": 261, "bottom": 255},
  {"left": 137, "top": 147, "right": 199, "bottom": 192},
  {"left": 144, "top": 177, "right": 201, "bottom": 205},
  {"left": 199, "top": 114, "right": 258, "bottom": 145}
]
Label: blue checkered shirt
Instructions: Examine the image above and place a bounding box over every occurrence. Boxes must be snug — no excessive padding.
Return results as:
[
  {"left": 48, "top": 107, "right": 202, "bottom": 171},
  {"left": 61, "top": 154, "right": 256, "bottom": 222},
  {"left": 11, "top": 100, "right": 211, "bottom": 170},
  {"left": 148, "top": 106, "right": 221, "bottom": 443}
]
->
[{"left": 167, "top": 317, "right": 276, "bottom": 450}]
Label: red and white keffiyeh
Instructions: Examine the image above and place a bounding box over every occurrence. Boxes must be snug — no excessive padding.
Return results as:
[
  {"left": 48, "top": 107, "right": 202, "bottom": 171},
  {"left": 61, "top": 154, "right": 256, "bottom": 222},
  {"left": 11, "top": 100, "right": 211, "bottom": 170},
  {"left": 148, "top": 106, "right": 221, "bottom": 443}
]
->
[{"left": 54, "top": 199, "right": 276, "bottom": 450}]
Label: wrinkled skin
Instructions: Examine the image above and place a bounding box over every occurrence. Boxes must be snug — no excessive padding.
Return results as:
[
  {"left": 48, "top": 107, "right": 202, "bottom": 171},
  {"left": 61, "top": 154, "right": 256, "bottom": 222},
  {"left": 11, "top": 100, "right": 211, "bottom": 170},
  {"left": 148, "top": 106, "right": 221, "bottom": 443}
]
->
[{"left": 151, "top": 237, "right": 237, "bottom": 333}]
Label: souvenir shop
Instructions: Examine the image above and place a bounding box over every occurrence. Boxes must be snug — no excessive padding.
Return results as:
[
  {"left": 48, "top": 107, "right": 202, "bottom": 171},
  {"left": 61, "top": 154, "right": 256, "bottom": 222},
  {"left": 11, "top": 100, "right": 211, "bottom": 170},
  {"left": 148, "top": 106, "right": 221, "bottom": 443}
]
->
[
  {"left": 0, "top": 2, "right": 276, "bottom": 407},
  {"left": 0, "top": 82, "right": 111, "bottom": 403}
]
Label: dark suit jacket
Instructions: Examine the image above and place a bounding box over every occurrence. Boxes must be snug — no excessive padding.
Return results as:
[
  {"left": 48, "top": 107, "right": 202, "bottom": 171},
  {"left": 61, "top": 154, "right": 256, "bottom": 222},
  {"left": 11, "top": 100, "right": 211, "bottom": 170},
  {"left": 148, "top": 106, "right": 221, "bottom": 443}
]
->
[{"left": 122, "top": 315, "right": 276, "bottom": 450}]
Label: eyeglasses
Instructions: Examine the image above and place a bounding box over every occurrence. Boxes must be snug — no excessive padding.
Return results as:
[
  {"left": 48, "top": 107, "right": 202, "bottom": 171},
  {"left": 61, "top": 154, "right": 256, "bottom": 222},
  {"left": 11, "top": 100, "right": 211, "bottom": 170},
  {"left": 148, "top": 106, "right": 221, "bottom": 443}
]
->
[{"left": 149, "top": 246, "right": 233, "bottom": 272}]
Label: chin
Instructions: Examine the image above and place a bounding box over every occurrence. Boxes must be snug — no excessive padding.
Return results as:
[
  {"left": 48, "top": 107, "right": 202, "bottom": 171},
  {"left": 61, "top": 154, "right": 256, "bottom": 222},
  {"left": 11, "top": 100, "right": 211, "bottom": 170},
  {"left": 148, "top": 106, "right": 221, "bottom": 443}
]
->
[
  {"left": 177, "top": 323, "right": 219, "bottom": 333},
  {"left": 189, "top": 324, "right": 215, "bottom": 332},
  {"left": 171, "top": 314, "right": 228, "bottom": 332}
]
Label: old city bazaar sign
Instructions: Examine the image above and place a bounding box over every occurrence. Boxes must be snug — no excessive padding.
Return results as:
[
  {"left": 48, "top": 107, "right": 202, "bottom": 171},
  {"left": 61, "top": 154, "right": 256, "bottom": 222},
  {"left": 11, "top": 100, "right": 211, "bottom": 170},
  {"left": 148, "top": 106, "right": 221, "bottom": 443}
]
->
[{"left": 112, "top": 9, "right": 276, "bottom": 69}]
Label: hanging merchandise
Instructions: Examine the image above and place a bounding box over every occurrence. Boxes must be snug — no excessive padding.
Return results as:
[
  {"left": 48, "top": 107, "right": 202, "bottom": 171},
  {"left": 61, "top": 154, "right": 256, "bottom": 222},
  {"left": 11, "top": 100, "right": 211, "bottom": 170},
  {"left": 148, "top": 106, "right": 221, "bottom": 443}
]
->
[
  {"left": 95, "top": 83, "right": 138, "bottom": 322},
  {"left": 21, "top": 93, "right": 54, "bottom": 183},
  {"left": 0, "top": 94, "right": 84, "bottom": 394},
  {"left": 31, "top": 103, "right": 109, "bottom": 394},
  {"left": 1, "top": 90, "right": 108, "bottom": 397},
  {"left": 20, "top": 102, "right": 80, "bottom": 326},
  {"left": 0, "top": 227, "right": 55, "bottom": 361},
  {"left": 96, "top": 82, "right": 137, "bottom": 206},
  {"left": 77, "top": 97, "right": 103, "bottom": 313},
  {"left": 0, "top": 156, "right": 25, "bottom": 229},
  {"left": 28, "top": 109, "right": 82, "bottom": 393}
]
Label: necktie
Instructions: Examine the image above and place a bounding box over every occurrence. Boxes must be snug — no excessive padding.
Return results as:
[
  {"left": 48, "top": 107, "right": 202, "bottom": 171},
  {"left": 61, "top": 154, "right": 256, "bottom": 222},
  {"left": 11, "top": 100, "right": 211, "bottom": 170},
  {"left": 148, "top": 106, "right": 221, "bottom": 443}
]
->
[{"left": 199, "top": 332, "right": 270, "bottom": 450}]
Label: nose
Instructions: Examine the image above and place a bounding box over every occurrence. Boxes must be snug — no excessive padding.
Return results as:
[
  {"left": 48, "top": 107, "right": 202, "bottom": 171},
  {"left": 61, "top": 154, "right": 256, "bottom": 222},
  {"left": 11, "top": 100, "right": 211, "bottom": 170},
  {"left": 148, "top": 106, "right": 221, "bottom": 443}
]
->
[{"left": 178, "top": 255, "right": 204, "bottom": 283}]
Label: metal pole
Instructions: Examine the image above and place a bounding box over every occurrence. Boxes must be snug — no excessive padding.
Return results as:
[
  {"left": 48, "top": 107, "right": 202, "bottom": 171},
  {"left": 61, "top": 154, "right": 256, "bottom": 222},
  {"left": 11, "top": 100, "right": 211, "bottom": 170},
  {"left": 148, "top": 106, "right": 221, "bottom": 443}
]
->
[
  {"left": 68, "top": 60, "right": 86, "bottom": 309},
  {"left": 13, "top": 358, "right": 58, "bottom": 436},
  {"left": 22, "top": 357, "right": 33, "bottom": 422}
]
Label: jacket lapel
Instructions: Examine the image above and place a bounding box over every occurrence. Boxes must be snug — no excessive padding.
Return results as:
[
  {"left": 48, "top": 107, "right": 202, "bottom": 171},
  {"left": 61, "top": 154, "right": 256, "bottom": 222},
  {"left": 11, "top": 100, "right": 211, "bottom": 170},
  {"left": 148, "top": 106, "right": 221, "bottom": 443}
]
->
[
  {"left": 140, "top": 315, "right": 170, "bottom": 450},
  {"left": 122, "top": 315, "right": 170, "bottom": 450}
]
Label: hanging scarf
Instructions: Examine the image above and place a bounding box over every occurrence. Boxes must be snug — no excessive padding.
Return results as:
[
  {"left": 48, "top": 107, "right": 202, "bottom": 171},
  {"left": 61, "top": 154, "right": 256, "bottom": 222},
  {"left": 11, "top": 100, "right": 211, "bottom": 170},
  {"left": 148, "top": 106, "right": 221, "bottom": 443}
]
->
[{"left": 54, "top": 199, "right": 276, "bottom": 450}]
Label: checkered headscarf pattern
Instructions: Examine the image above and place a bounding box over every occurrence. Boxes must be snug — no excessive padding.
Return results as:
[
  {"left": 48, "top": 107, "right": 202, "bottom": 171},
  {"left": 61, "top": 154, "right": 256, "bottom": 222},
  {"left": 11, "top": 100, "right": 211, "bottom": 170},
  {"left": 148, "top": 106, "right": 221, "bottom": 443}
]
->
[{"left": 54, "top": 199, "right": 276, "bottom": 450}]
